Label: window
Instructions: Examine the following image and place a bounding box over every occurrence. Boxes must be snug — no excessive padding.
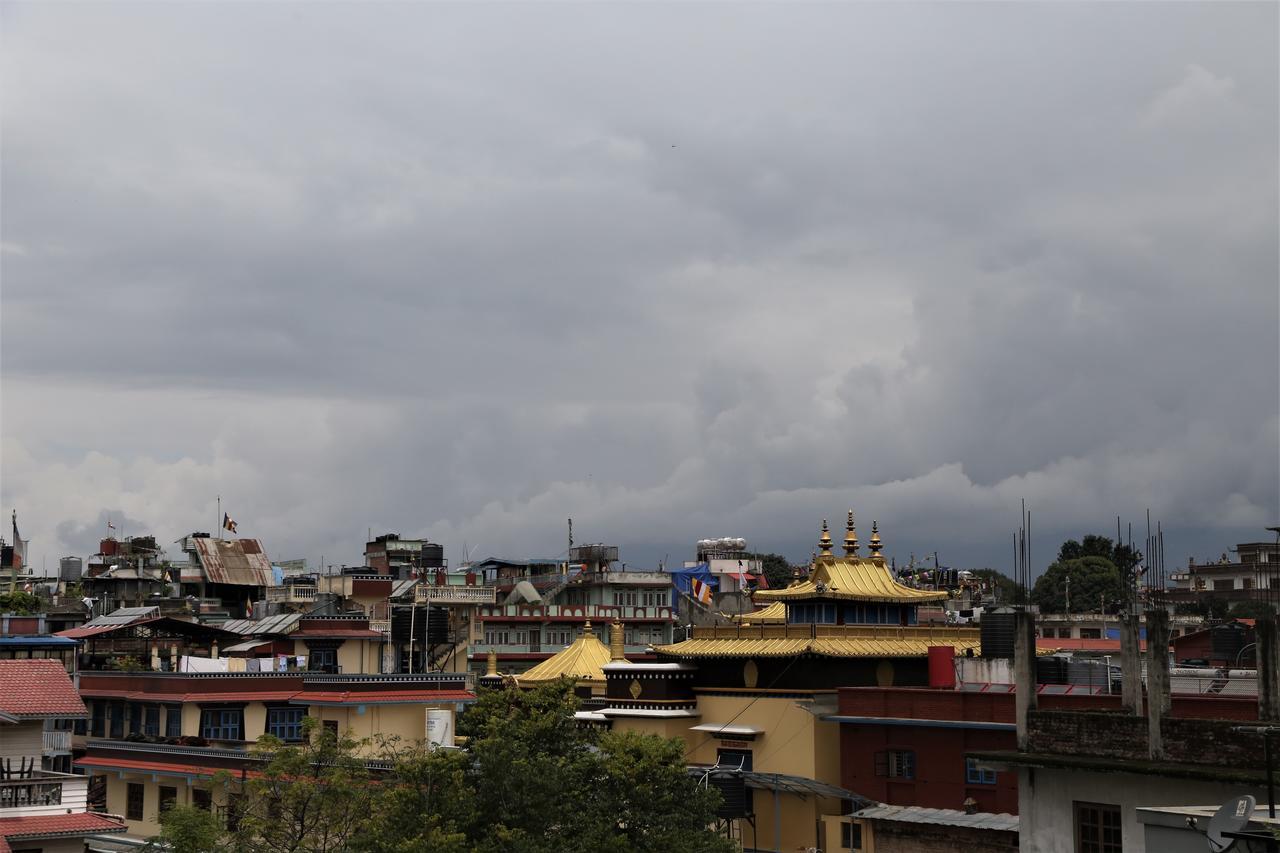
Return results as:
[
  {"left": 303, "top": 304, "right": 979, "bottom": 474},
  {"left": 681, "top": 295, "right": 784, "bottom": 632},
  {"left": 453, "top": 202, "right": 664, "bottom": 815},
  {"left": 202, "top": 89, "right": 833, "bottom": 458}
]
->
[
  {"left": 1243, "top": 578, "right": 1255, "bottom": 590},
  {"left": 109, "top": 703, "right": 125, "bottom": 739},
  {"left": 308, "top": 647, "right": 338, "bottom": 673},
  {"left": 322, "top": 720, "right": 339, "bottom": 738},
  {"left": 126, "top": 782, "right": 145, "bottom": 821},
  {"left": 129, "top": 702, "right": 144, "bottom": 735},
  {"left": 1079, "top": 628, "right": 1102, "bottom": 640},
  {"left": 192, "top": 789, "right": 212, "bottom": 811},
  {"left": 267, "top": 707, "right": 305, "bottom": 742},
  {"left": 840, "top": 821, "right": 862, "bottom": 851},
  {"left": 874, "top": 750, "right": 915, "bottom": 779},
  {"left": 1214, "top": 579, "right": 1236, "bottom": 591},
  {"left": 1074, "top": 801, "right": 1122, "bottom": 853},
  {"left": 966, "top": 758, "right": 997, "bottom": 785},
  {"left": 144, "top": 706, "right": 161, "bottom": 736},
  {"left": 166, "top": 705, "right": 182, "bottom": 738},
  {"left": 200, "top": 707, "right": 245, "bottom": 741},
  {"left": 159, "top": 786, "right": 177, "bottom": 814},
  {"left": 90, "top": 702, "right": 105, "bottom": 738}
]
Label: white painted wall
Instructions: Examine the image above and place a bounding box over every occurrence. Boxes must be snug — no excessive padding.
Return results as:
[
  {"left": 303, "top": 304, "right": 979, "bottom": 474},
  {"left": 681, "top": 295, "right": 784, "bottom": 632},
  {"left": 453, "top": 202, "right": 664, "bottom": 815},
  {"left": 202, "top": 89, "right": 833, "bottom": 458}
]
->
[
  {"left": 1, "top": 721, "right": 45, "bottom": 764},
  {"left": 1018, "top": 767, "right": 1265, "bottom": 853}
]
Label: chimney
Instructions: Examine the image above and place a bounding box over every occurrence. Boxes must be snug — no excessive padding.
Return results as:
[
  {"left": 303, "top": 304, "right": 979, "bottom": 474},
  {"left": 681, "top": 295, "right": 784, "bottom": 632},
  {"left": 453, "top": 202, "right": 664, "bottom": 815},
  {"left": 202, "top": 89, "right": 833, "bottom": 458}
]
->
[
  {"left": 1145, "top": 607, "right": 1172, "bottom": 759},
  {"left": 1014, "top": 607, "right": 1038, "bottom": 750}
]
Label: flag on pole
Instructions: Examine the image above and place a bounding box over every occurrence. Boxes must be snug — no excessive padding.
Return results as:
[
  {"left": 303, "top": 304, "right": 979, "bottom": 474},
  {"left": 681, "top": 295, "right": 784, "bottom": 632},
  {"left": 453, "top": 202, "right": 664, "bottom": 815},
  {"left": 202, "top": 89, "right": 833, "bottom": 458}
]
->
[
  {"left": 10, "top": 511, "right": 25, "bottom": 568},
  {"left": 107, "top": 520, "right": 116, "bottom": 531},
  {"left": 223, "top": 513, "right": 238, "bottom": 535},
  {"left": 690, "top": 578, "right": 713, "bottom": 605}
]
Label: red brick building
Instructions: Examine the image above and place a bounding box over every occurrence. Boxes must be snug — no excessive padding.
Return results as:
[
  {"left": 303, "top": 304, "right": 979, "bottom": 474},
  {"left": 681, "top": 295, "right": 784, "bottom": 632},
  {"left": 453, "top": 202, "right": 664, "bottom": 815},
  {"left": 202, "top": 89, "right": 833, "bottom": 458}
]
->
[{"left": 832, "top": 687, "right": 1257, "bottom": 816}]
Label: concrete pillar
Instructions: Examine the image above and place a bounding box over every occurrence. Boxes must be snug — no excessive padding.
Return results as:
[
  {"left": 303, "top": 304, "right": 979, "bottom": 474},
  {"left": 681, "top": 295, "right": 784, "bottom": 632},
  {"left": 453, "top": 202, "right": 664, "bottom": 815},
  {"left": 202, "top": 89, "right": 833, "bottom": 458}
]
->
[
  {"left": 1145, "top": 608, "right": 1171, "bottom": 760},
  {"left": 1257, "top": 616, "right": 1280, "bottom": 722},
  {"left": 1119, "top": 613, "right": 1143, "bottom": 715},
  {"left": 1014, "top": 608, "right": 1038, "bottom": 750},
  {"left": 150, "top": 643, "right": 161, "bottom": 672},
  {"left": 169, "top": 643, "right": 179, "bottom": 672}
]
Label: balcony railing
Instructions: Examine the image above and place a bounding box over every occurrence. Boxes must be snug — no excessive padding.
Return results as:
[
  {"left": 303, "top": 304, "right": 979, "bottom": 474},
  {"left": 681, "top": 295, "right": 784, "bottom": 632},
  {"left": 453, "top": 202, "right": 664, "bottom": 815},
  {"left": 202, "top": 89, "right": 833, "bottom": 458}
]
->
[
  {"left": 369, "top": 619, "right": 392, "bottom": 634},
  {"left": 266, "top": 585, "right": 318, "bottom": 603},
  {"left": 42, "top": 730, "right": 71, "bottom": 754},
  {"left": 416, "top": 586, "right": 496, "bottom": 605},
  {"left": 0, "top": 771, "right": 86, "bottom": 816}
]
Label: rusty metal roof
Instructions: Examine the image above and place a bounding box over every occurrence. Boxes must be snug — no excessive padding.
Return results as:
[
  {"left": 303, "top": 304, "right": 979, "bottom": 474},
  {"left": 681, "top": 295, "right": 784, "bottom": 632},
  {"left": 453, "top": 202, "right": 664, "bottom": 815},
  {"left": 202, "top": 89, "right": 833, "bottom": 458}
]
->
[{"left": 192, "top": 538, "right": 273, "bottom": 586}]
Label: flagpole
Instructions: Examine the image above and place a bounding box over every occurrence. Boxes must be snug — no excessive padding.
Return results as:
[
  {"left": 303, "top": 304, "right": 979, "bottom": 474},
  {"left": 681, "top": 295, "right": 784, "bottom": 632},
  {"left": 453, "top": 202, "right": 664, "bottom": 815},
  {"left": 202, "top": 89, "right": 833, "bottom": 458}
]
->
[{"left": 217, "top": 496, "right": 221, "bottom": 541}]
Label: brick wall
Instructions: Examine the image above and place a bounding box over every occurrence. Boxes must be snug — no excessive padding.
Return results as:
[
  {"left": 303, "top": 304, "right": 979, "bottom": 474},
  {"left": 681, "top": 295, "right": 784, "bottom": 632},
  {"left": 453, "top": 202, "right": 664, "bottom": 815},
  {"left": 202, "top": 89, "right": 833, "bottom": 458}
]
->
[
  {"left": 1026, "top": 709, "right": 1266, "bottom": 768},
  {"left": 868, "top": 821, "right": 1018, "bottom": 853}
]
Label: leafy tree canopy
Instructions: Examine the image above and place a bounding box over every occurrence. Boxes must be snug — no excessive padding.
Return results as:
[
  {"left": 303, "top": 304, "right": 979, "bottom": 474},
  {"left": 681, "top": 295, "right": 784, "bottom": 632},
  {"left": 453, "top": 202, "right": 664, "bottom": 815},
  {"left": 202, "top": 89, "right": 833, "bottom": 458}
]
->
[
  {"left": 1031, "top": 555, "right": 1126, "bottom": 614},
  {"left": 747, "top": 553, "right": 794, "bottom": 590},
  {"left": 968, "top": 569, "right": 1024, "bottom": 604},
  {"left": 1231, "top": 600, "right": 1279, "bottom": 621},
  {"left": 0, "top": 590, "right": 41, "bottom": 615},
  {"left": 155, "top": 681, "right": 733, "bottom": 853}
]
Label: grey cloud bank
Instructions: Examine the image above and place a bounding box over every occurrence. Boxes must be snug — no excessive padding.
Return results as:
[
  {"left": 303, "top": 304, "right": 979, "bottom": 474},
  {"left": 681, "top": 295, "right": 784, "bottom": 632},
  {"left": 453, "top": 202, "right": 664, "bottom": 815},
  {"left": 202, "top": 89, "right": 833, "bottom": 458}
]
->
[{"left": 1, "top": 3, "right": 1276, "bottom": 573}]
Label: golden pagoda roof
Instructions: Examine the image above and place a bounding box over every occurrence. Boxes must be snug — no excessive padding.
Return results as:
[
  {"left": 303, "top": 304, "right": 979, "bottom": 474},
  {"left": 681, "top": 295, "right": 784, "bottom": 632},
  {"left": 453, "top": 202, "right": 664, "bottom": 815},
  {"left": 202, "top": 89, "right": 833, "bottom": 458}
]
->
[
  {"left": 753, "top": 556, "right": 947, "bottom": 604},
  {"left": 517, "top": 623, "right": 619, "bottom": 685},
  {"left": 655, "top": 625, "right": 981, "bottom": 659},
  {"left": 729, "top": 601, "right": 788, "bottom": 624}
]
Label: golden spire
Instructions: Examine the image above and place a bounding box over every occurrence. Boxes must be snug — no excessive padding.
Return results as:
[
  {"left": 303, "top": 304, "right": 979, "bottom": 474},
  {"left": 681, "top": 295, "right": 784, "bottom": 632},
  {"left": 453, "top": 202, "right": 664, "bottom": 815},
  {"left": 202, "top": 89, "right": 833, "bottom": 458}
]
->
[
  {"left": 843, "top": 510, "right": 859, "bottom": 557},
  {"left": 818, "top": 519, "right": 833, "bottom": 558},
  {"left": 583, "top": 620, "right": 595, "bottom": 638},
  {"left": 486, "top": 649, "right": 498, "bottom": 677},
  {"left": 869, "top": 520, "right": 883, "bottom": 557},
  {"left": 609, "top": 621, "right": 626, "bottom": 661}
]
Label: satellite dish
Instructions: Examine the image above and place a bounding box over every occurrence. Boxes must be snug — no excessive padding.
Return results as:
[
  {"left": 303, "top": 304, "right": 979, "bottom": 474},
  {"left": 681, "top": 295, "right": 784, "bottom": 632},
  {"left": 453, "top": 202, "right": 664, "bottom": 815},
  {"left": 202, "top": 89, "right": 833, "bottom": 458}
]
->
[{"left": 1207, "top": 794, "right": 1255, "bottom": 851}]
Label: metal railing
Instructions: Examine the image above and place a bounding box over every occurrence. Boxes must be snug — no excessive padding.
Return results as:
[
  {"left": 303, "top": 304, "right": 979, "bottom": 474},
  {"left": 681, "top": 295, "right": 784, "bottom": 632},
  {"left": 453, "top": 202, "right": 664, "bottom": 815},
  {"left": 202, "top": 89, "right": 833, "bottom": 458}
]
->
[
  {"left": 266, "top": 585, "right": 318, "bottom": 603},
  {"left": 42, "top": 730, "right": 71, "bottom": 753},
  {"left": 416, "top": 586, "right": 496, "bottom": 604},
  {"left": 369, "top": 619, "right": 392, "bottom": 634},
  {"left": 0, "top": 771, "right": 80, "bottom": 811}
]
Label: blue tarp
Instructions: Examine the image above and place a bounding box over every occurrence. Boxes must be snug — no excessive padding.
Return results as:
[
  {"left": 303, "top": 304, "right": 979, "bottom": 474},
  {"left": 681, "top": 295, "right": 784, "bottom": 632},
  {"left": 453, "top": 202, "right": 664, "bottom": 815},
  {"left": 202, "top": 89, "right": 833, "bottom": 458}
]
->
[{"left": 669, "top": 563, "right": 718, "bottom": 608}]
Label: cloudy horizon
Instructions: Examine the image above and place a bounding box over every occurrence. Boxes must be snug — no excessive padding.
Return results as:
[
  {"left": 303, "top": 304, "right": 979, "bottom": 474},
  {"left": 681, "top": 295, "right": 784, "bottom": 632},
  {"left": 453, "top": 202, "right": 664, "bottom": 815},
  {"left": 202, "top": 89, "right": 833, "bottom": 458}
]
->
[{"left": 2, "top": 3, "right": 1277, "bottom": 576}]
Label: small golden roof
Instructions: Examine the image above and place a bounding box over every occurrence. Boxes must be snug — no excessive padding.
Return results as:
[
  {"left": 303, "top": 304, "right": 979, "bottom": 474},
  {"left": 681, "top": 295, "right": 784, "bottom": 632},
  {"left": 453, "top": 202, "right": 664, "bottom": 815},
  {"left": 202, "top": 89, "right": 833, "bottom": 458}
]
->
[
  {"left": 818, "top": 519, "right": 833, "bottom": 558},
  {"left": 517, "top": 620, "right": 620, "bottom": 685},
  {"left": 843, "top": 510, "right": 859, "bottom": 557},
  {"left": 869, "top": 520, "right": 883, "bottom": 557}
]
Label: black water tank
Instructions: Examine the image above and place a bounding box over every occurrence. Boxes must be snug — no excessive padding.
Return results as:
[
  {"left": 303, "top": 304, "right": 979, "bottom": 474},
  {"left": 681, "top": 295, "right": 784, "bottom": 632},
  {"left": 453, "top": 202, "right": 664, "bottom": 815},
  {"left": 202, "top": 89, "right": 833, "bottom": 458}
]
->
[
  {"left": 1211, "top": 623, "right": 1246, "bottom": 661},
  {"left": 709, "top": 775, "right": 750, "bottom": 819},
  {"left": 980, "top": 609, "right": 1018, "bottom": 658},
  {"left": 419, "top": 543, "right": 444, "bottom": 569}
]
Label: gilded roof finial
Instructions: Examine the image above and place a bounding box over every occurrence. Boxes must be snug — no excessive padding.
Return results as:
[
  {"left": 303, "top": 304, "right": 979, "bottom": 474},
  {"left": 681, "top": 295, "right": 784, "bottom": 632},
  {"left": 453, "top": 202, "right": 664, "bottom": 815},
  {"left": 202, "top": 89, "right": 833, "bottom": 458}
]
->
[
  {"left": 583, "top": 620, "right": 594, "bottom": 637},
  {"left": 869, "top": 520, "right": 883, "bottom": 557},
  {"left": 843, "top": 510, "right": 859, "bottom": 557},
  {"left": 818, "top": 519, "right": 833, "bottom": 558},
  {"left": 609, "top": 622, "right": 626, "bottom": 661},
  {"left": 486, "top": 648, "right": 499, "bottom": 677}
]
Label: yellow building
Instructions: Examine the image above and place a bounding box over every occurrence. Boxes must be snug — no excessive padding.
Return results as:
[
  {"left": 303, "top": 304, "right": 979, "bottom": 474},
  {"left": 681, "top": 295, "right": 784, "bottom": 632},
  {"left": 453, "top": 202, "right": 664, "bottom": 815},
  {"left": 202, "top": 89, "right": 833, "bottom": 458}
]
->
[{"left": 75, "top": 669, "right": 474, "bottom": 841}]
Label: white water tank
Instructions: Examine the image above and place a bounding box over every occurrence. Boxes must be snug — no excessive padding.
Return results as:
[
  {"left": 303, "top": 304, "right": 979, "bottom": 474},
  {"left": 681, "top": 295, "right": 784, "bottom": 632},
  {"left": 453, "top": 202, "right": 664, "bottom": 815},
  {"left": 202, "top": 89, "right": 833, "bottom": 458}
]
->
[{"left": 426, "top": 708, "right": 455, "bottom": 749}]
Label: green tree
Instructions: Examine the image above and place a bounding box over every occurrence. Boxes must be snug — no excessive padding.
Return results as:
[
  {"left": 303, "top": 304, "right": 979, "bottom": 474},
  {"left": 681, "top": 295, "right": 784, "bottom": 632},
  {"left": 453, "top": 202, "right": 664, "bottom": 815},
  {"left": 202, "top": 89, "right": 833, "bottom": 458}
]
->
[
  {"left": 0, "top": 590, "right": 41, "bottom": 614},
  {"left": 1056, "top": 536, "right": 1143, "bottom": 591},
  {"left": 968, "top": 569, "right": 1023, "bottom": 604},
  {"left": 748, "top": 553, "right": 794, "bottom": 590},
  {"left": 1031, "top": 556, "right": 1125, "bottom": 614},
  {"left": 146, "top": 804, "right": 224, "bottom": 853},
  {"left": 227, "top": 720, "right": 376, "bottom": 853},
  {"left": 1231, "top": 600, "right": 1279, "bottom": 620}
]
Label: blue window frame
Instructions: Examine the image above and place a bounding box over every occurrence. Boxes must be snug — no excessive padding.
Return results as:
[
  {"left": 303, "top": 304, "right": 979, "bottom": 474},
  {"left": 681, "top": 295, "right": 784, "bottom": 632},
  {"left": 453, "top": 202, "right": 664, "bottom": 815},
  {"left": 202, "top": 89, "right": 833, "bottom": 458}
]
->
[
  {"left": 165, "top": 705, "right": 182, "bottom": 738},
  {"left": 200, "top": 707, "right": 244, "bottom": 741},
  {"left": 966, "top": 758, "right": 996, "bottom": 785},
  {"left": 267, "top": 707, "right": 305, "bottom": 742}
]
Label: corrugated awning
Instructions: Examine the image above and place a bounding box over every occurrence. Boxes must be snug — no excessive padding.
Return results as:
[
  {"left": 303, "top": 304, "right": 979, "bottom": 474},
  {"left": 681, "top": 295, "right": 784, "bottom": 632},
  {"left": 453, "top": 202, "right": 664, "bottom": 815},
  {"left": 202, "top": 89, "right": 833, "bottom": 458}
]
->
[{"left": 222, "top": 639, "right": 272, "bottom": 653}]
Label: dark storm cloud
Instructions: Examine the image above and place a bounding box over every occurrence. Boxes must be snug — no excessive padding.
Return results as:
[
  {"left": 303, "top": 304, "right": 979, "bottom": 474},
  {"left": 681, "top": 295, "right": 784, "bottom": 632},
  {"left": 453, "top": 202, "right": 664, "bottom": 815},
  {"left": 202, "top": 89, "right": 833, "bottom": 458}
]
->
[{"left": 2, "top": 2, "right": 1276, "bottom": 572}]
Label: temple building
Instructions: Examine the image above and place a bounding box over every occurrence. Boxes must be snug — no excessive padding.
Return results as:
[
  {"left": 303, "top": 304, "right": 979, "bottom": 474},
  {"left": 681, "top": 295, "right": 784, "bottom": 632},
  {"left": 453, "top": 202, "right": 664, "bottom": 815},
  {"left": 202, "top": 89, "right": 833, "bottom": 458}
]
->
[{"left": 590, "top": 514, "right": 984, "bottom": 852}]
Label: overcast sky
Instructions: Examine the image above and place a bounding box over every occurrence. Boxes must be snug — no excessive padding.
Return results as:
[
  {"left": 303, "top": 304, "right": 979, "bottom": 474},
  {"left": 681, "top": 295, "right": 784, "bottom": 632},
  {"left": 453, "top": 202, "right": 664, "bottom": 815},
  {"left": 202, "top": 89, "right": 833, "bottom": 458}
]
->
[{"left": 2, "top": 2, "right": 1277, "bottom": 575}]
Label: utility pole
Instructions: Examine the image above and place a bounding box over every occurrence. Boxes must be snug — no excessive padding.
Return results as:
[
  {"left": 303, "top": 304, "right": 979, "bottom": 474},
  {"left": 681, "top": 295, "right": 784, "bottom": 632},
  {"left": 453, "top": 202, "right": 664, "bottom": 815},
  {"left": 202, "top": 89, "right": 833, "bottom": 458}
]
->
[{"left": 1065, "top": 575, "right": 1071, "bottom": 613}]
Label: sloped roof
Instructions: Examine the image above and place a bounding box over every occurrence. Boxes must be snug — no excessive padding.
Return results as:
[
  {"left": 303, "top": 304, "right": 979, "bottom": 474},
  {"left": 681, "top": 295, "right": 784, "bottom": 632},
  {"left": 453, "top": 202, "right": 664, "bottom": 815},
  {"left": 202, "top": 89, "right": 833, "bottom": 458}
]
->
[
  {"left": 0, "top": 660, "right": 87, "bottom": 719},
  {"left": 517, "top": 624, "right": 618, "bottom": 684},
  {"left": 655, "top": 635, "right": 982, "bottom": 658},
  {"left": 0, "top": 812, "right": 126, "bottom": 845},
  {"left": 190, "top": 537, "right": 273, "bottom": 586},
  {"left": 853, "top": 804, "right": 1018, "bottom": 832},
  {"left": 221, "top": 613, "right": 301, "bottom": 636},
  {"left": 754, "top": 557, "right": 947, "bottom": 604},
  {"left": 730, "top": 601, "right": 788, "bottom": 624}
]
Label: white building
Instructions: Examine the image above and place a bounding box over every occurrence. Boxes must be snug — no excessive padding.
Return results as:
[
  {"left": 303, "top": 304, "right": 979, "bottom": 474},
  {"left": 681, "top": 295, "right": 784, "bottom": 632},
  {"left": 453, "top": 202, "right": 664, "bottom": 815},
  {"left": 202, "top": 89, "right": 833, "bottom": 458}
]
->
[{"left": 0, "top": 659, "right": 125, "bottom": 852}]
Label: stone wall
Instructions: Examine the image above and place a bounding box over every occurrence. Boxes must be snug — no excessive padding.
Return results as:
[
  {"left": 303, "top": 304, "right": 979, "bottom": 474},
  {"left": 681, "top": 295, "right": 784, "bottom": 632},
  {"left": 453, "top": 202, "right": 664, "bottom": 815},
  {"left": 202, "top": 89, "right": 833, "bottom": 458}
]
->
[
  {"left": 1026, "top": 709, "right": 1265, "bottom": 768},
  {"left": 870, "top": 821, "right": 1018, "bottom": 853}
]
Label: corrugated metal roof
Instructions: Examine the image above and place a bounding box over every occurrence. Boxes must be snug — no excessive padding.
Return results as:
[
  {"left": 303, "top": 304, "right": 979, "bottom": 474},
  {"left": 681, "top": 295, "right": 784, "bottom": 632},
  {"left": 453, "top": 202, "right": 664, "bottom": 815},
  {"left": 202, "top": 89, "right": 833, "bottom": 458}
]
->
[
  {"left": 191, "top": 538, "right": 273, "bottom": 586},
  {"left": 655, "top": 636, "right": 981, "bottom": 659},
  {"left": 82, "top": 606, "right": 160, "bottom": 628},
  {"left": 853, "top": 804, "right": 1019, "bottom": 832},
  {"left": 220, "top": 613, "right": 300, "bottom": 636},
  {"left": 754, "top": 558, "right": 947, "bottom": 604}
]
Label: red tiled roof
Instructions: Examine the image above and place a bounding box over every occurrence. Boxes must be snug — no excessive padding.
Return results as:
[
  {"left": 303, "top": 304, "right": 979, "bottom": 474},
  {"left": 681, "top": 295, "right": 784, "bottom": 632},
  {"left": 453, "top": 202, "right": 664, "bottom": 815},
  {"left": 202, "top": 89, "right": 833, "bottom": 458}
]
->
[
  {"left": 0, "top": 660, "right": 87, "bottom": 718},
  {"left": 76, "top": 755, "right": 268, "bottom": 781},
  {"left": 0, "top": 812, "right": 126, "bottom": 842},
  {"left": 289, "top": 629, "right": 384, "bottom": 639},
  {"left": 295, "top": 689, "right": 475, "bottom": 705}
]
